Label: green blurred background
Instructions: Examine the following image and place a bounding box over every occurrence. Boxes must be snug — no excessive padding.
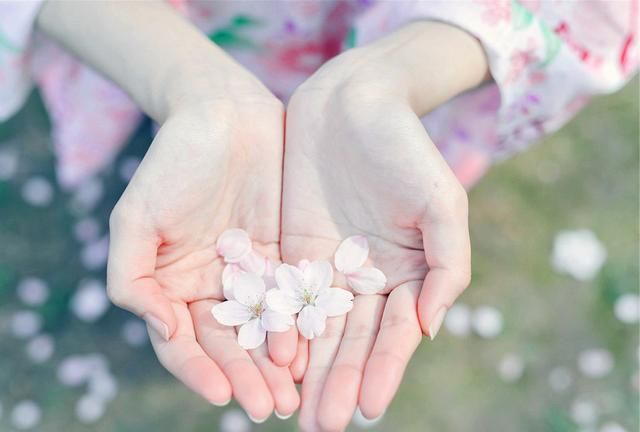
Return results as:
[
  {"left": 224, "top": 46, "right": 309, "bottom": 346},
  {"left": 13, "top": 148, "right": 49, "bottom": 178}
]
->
[{"left": 0, "top": 78, "right": 637, "bottom": 432}]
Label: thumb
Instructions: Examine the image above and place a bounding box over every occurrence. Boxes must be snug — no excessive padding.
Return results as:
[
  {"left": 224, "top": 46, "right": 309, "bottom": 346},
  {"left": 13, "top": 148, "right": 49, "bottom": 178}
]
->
[
  {"left": 107, "top": 207, "right": 177, "bottom": 341},
  {"left": 417, "top": 193, "right": 471, "bottom": 340},
  {"left": 417, "top": 268, "right": 470, "bottom": 340}
]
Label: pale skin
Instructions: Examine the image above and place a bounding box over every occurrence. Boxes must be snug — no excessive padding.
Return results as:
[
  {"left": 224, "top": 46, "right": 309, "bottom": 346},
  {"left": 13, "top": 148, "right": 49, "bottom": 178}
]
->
[{"left": 37, "top": 1, "right": 488, "bottom": 430}]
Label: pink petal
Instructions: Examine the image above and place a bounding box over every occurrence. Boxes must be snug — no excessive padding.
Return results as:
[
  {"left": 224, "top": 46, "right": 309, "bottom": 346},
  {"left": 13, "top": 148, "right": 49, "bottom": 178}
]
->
[
  {"left": 221, "top": 264, "right": 243, "bottom": 300},
  {"left": 211, "top": 301, "right": 252, "bottom": 326},
  {"left": 315, "top": 288, "right": 354, "bottom": 317},
  {"left": 334, "top": 235, "right": 369, "bottom": 273},
  {"left": 261, "top": 309, "right": 294, "bottom": 332},
  {"left": 233, "top": 273, "right": 266, "bottom": 307},
  {"left": 275, "top": 264, "right": 304, "bottom": 294},
  {"left": 265, "top": 288, "right": 303, "bottom": 315},
  {"left": 238, "top": 250, "right": 267, "bottom": 276},
  {"left": 298, "top": 259, "right": 310, "bottom": 271},
  {"left": 296, "top": 306, "right": 327, "bottom": 340},
  {"left": 346, "top": 267, "right": 387, "bottom": 295},
  {"left": 303, "top": 260, "right": 333, "bottom": 293},
  {"left": 237, "top": 318, "right": 266, "bottom": 349},
  {"left": 216, "top": 229, "right": 252, "bottom": 263}
]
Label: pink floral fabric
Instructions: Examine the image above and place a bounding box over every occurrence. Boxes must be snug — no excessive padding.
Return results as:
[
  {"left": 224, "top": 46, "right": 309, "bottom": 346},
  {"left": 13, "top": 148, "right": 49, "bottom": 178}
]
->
[{"left": 0, "top": 0, "right": 637, "bottom": 189}]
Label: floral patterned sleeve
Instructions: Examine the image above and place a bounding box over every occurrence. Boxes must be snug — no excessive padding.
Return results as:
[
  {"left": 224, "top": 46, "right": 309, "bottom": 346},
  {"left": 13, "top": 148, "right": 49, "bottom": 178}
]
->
[
  {"left": 0, "top": 0, "right": 44, "bottom": 120},
  {"left": 350, "top": 0, "right": 638, "bottom": 186}
]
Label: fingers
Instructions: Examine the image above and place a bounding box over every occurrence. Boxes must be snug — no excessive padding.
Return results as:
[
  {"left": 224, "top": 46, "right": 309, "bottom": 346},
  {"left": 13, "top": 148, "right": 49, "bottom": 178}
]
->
[
  {"left": 268, "top": 326, "right": 298, "bottom": 366},
  {"left": 249, "top": 342, "right": 300, "bottom": 419},
  {"left": 147, "top": 301, "right": 232, "bottom": 405},
  {"left": 418, "top": 189, "right": 471, "bottom": 338},
  {"left": 360, "top": 283, "right": 422, "bottom": 419},
  {"left": 189, "top": 299, "right": 274, "bottom": 421},
  {"left": 299, "top": 315, "right": 347, "bottom": 432},
  {"left": 107, "top": 206, "right": 177, "bottom": 339},
  {"left": 317, "top": 295, "right": 386, "bottom": 432},
  {"left": 290, "top": 333, "right": 309, "bottom": 383}
]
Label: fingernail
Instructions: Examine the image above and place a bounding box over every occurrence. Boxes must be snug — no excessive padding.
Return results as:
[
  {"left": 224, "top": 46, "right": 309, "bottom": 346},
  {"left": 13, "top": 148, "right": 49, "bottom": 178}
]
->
[
  {"left": 275, "top": 410, "right": 293, "bottom": 420},
  {"left": 247, "top": 413, "right": 269, "bottom": 424},
  {"left": 143, "top": 313, "right": 170, "bottom": 341},
  {"left": 428, "top": 306, "right": 447, "bottom": 341},
  {"left": 212, "top": 398, "right": 231, "bottom": 407}
]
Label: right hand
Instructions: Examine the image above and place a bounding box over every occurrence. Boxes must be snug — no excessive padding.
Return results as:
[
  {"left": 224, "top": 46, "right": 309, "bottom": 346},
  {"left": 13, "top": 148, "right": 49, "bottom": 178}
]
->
[{"left": 107, "top": 90, "right": 299, "bottom": 421}]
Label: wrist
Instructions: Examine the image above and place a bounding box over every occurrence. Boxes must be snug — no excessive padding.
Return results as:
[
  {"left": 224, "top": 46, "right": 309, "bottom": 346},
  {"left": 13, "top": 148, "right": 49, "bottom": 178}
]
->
[
  {"left": 157, "top": 50, "right": 277, "bottom": 122},
  {"left": 360, "top": 21, "right": 489, "bottom": 115},
  {"left": 296, "top": 21, "right": 489, "bottom": 116}
]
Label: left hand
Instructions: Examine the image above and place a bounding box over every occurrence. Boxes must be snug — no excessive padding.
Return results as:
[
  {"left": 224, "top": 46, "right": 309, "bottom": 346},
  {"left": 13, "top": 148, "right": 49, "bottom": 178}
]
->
[{"left": 281, "top": 21, "right": 488, "bottom": 431}]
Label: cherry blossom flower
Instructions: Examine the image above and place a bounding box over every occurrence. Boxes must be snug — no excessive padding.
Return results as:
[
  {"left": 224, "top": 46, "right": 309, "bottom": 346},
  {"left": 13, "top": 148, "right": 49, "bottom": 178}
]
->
[
  {"left": 267, "top": 261, "right": 354, "bottom": 339},
  {"left": 334, "top": 235, "right": 386, "bottom": 294},
  {"left": 212, "top": 273, "right": 293, "bottom": 349}
]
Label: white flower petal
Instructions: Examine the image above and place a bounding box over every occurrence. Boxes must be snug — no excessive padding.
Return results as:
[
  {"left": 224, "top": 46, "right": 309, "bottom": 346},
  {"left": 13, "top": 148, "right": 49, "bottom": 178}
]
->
[
  {"left": 335, "top": 235, "right": 369, "bottom": 273},
  {"left": 216, "top": 229, "right": 252, "bottom": 263},
  {"left": 238, "top": 250, "right": 267, "bottom": 276},
  {"left": 261, "top": 309, "right": 294, "bottom": 332},
  {"left": 222, "top": 264, "right": 243, "bottom": 300},
  {"left": 237, "top": 318, "right": 266, "bottom": 349},
  {"left": 275, "top": 263, "right": 305, "bottom": 294},
  {"left": 211, "top": 301, "right": 252, "bottom": 326},
  {"left": 346, "top": 267, "right": 386, "bottom": 294},
  {"left": 298, "top": 259, "right": 310, "bottom": 271},
  {"left": 315, "top": 288, "right": 354, "bottom": 317},
  {"left": 265, "top": 288, "right": 303, "bottom": 315},
  {"left": 297, "top": 306, "right": 327, "bottom": 340},
  {"left": 233, "top": 273, "right": 266, "bottom": 306},
  {"left": 304, "top": 260, "right": 333, "bottom": 293}
]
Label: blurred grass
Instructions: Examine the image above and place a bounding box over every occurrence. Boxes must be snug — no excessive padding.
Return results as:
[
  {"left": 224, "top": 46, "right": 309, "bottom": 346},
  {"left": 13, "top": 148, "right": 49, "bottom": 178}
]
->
[{"left": 0, "top": 78, "right": 637, "bottom": 432}]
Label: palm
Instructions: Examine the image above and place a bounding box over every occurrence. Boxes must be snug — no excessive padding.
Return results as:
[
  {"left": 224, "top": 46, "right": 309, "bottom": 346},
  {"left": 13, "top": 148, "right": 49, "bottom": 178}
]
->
[
  {"left": 282, "top": 96, "right": 432, "bottom": 292},
  {"left": 282, "top": 83, "right": 470, "bottom": 431},
  {"left": 108, "top": 100, "right": 299, "bottom": 420}
]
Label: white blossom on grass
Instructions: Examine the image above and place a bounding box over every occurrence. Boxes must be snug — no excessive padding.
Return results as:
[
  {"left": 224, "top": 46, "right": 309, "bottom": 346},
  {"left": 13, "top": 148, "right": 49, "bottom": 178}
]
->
[
  {"left": 600, "top": 422, "right": 627, "bottom": 432},
  {"left": 75, "top": 394, "right": 106, "bottom": 424},
  {"left": 471, "top": 306, "right": 503, "bottom": 339},
  {"left": 551, "top": 229, "right": 607, "bottom": 281},
  {"left": 571, "top": 398, "right": 598, "bottom": 425},
  {"left": 444, "top": 303, "right": 472, "bottom": 337},
  {"left": 70, "top": 176, "right": 104, "bottom": 214},
  {"left": 549, "top": 367, "right": 573, "bottom": 392},
  {"left": 70, "top": 279, "right": 110, "bottom": 322},
  {"left": 121, "top": 319, "right": 148, "bottom": 347},
  {"left": 16, "top": 277, "right": 49, "bottom": 306},
  {"left": 220, "top": 409, "right": 251, "bottom": 432},
  {"left": 11, "top": 400, "right": 42, "bottom": 430},
  {"left": 578, "top": 349, "right": 614, "bottom": 378},
  {"left": 21, "top": 177, "right": 53, "bottom": 207},
  {"left": 498, "top": 353, "right": 525, "bottom": 383},
  {"left": 0, "top": 147, "right": 18, "bottom": 180},
  {"left": 25, "top": 334, "right": 54, "bottom": 364},
  {"left": 80, "top": 236, "right": 109, "bottom": 270},
  {"left": 614, "top": 293, "right": 639, "bottom": 324},
  {"left": 10, "top": 310, "right": 42, "bottom": 339}
]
